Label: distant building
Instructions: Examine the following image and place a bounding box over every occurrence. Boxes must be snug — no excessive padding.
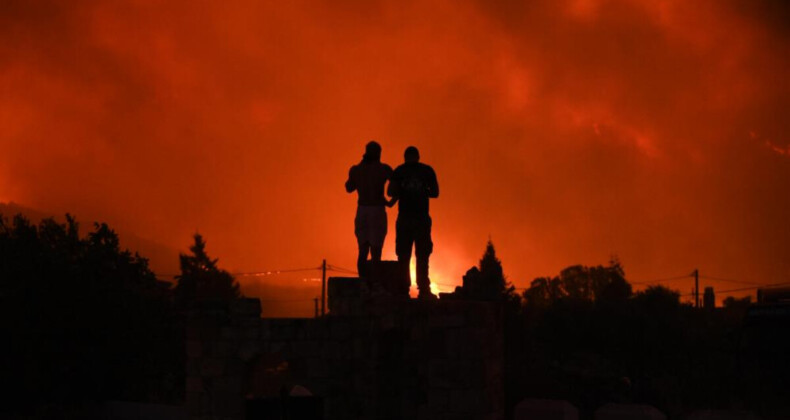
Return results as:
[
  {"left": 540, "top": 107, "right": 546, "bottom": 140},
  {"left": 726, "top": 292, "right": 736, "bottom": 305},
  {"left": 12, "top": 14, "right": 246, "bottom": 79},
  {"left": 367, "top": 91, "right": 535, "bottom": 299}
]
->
[
  {"left": 703, "top": 287, "right": 715, "bottom": 310},
  {"left": 738, "top": 290, "right": 790, "bottom": 402},
  {"left": 757, "top": 287, "right": 790, "bottom": 304}
]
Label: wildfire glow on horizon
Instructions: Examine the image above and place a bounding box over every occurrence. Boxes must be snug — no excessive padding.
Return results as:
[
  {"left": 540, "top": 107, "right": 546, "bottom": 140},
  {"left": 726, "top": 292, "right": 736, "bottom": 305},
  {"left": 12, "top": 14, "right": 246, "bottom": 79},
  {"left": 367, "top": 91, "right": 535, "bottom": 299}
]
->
[
  {"left": 1, "top": 0, "right": 789, "bottom": 316},
  {"left": 408, "top": 260, "right": 453, "bottom": 298}
]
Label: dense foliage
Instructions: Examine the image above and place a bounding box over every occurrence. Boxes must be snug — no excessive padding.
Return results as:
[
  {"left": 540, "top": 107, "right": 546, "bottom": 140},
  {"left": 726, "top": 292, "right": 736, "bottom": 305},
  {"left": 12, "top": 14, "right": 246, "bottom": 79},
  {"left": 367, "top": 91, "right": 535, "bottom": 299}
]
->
[
  {"left": 2, "top": 213, "right": 784, "bottom": 418},
  {"left": 508, "top": 268, "right": 786, "bottom": 418},
  {"left": 0, "top": 215, "right": 182, "bottom": 416},
  {"left": 173, "top": 233, "right": 241, "bottom": 309}
]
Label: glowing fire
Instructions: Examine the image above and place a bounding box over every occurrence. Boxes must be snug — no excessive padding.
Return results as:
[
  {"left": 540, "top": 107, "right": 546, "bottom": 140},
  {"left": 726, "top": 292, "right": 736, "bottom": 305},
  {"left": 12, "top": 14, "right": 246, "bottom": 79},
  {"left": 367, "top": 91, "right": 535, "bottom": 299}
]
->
[{"left": 408, "top": 260, "right": 445, "bottom": 297}]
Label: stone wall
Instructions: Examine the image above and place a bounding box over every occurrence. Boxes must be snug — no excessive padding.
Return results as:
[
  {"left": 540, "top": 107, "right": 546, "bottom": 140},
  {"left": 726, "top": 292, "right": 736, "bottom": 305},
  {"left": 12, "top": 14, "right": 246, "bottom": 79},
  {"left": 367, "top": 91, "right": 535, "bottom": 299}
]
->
[{"left": 185, "top": 286, "right": 504, "bottom": 420}]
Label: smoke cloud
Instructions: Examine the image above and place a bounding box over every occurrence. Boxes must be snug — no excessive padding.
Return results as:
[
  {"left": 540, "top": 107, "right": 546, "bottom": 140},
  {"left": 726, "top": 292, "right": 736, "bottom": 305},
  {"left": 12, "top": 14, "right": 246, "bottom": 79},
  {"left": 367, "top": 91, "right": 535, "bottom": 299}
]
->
[{"left": 2, "top": 0, "right": 788, "bottom": 312}]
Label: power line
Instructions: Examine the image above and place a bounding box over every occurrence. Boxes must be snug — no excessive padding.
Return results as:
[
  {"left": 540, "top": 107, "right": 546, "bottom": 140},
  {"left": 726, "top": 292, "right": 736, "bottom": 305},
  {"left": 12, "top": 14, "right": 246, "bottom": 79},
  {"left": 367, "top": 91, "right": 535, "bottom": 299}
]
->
[
  {"left": 680, "top": 281, "right": 790, "bottom": 297},
  {"left": 326, "top": 264, "right": 357, "bottom": 274},
  {"left": 235, "top": 268, "right": 322, "bottom": 277},
  {"left": 699, "top": 275, "right": 760, "bottom": 286},
  {"left": 630, "top": 274, "right": 691, "bottom": 285},
  {"left": 155, "top": 266, "right": 321, "bottom": 279},
  {"left": 155, "top": 261, "right": 787, "bottom": 301}
]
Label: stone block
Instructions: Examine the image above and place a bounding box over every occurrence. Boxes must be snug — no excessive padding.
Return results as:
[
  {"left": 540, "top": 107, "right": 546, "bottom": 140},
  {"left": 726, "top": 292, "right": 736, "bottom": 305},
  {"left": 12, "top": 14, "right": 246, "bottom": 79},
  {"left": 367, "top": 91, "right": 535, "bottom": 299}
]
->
[
  {"left": 446, "top": 329, "right": 484, "bottom": 360},
  {"left": 416, "top": 403, "right": 443, "bottom": 420},
  {"left": 352, "top": 371, "right": 376, "bottom": 394},
  {"left": 428, "top": 360, "right": 482, "bottom": 388},
  {"left": 306, "top": 357, "right": 330, "bottom": 379},
  {"left": 378, "top": 312, "right": 398, "bottom": 330},
  {"left": 181, "top": 283, "right": 505, "bottom": 420},
  {"left": 319, "top": 340, "right": 339, "bottom": 359},
  {"left": 230, "top": 297, "right": 261, "bottom": 317},
  {"left": 269, "top": 320, "right": 296, "bottom": 340},
  {"left": 686, "top": 410, "right": 762, "bottom": 420},
  {"left": 328, "top": 277, "right": 363, "bottom": 315},
  {"left": 330, "top": 319, "right": 353, "bottom": 340},
  {"left": 212, "top": 375, "right": 244, "bottom": 399},
  {"left": 595, "top": 403, "right": 666, "bottom": 420},
  {"left": 429, "top": 313, "right": 466, "bottom": 328},
  {"left": 410, "top": 321, "right": 428, "bottom": 340},
  {"left": 401, "top": 398, "right": 419, "bottom": 420},
  {"left": 291, "top": 340, "right": 320, "bottom": 358},
  {"left": 186, "top": 376, "right": 205, "bottom": 393},
  {"left": 328, "top": 359, "right": 353, "bottom": 379},
  {"left": 184, "top": 393, "right": 200, "bottom": 416},
  {"left": 446, "top": 414, "right": 481, "bottom": 420},
  {"left": 186, "top": 340, "right": 202, "bottom": 359},
  {"left": 291, "top": 319, "right": 309, "bottom": 339},
  {"left": 185, "top": 392, "right": 210, "bottom": 416},
  {"left": 199, "top": 358, "right": 226, "bottom": 377},
  {"left": 485, "top": 356, "right": 504, "bottom": 377},
  {"left": 427, "top": 388, "right": 451, "bottom": 411},
  {"left": 188, "top": 322, "right": 221, "bottom": 340},
  {"left": 220, "top": 326, "right": 238, "bottom": 340},
  {"left": 303, "top": 318, "right": 330, "bottom": 340},
  {"left": 366, "top": 260, "right": 410, "bottom": 297},
  {"left": 352, "top": 338, "right": 369, "bottom": 359},
  {"left": 209, "top": 387, "right": 244, "bottom": 417},
  {"left": 235, "top": 318, "right": 262, "bottom": 330},
  {"left": 237, "top": 343, "right": 260, "bottom": 362},
  {"left": 448, "top": 388, "right": 486, "bottom": 415},
  {"left": 267, "top": 340, "right": 289, "bottom": 354},
  {"left": 514, "top": 398, "right": 579, "bottom": 420},
  {"left": 205, "top": 340, "right": 230, "bottom": 358},
  {"left": 425, "top": 329, "right": 447, "bottom": 358},
  {"left": 465, "top": 302, "right": 500, "bottom": 328},
  {"left": 485, "top": 409, "right": 505, "bottom": 420},
  {"left": 260, "top": 321, "right": 272, "bottom": 340},
  {"left": 103, "top": 401, "right": 188, "bottom": 420}
]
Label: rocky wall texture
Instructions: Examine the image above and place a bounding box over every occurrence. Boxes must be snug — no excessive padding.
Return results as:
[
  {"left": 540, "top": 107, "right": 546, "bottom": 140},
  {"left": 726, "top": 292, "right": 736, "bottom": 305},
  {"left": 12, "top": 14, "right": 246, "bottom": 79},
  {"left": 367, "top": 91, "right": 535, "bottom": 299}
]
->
[{"left": 185, "top": 289, "right": 503, "bottom": 420}]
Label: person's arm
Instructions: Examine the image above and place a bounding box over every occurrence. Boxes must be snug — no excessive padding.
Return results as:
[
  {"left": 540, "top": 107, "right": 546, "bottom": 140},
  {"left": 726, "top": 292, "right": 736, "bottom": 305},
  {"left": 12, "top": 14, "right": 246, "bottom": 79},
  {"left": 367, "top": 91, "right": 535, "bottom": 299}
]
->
[
  {"left": 385, "top": 165, "right": 397, "bottom": 207},
  {"left": 427, "top": 167, "right": 439, "bottom": 198},
  {"left": 387, "top": 168, "right": 400, "bottom": 198},
  {"left": 345, "top": 167, "right": 356, "bottom": 193}
]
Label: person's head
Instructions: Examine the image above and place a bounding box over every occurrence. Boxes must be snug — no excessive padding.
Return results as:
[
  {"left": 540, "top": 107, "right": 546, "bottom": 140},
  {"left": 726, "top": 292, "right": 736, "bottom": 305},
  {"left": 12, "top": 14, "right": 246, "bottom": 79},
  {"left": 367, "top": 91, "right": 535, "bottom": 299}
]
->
[
  {"left": 404, "top": 146, "right": 420, "bottom": 163},
  {"left": 363, "top": 141, "right": 382, "bottom": 162}
]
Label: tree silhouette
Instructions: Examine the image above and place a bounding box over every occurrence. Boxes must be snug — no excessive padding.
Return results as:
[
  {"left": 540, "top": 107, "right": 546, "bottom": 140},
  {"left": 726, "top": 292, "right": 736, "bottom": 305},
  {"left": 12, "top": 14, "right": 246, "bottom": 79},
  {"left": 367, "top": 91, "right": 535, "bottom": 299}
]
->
[
  {"left": 480, "top": 240, "right": 506, "bottom": 290},
  {"left": 523, "top": 276, "right": 563, "bottom": 308},
  {"left": 522, "top": 259, "right": 631, "bottom": 306},
  {"left": 633, "top": 284, "right": 681, "bottom": 309},
  {"left": 590, "top": 258, "right": 632, "bottom": 303},
  {"left": 0, "top": 213, "right": 180, "bottom": 414},
  {"left": 174, "top": 233, "right": 240, "bottom": 308},
  {"left": 458, "top": 240, "right": 518, "bottom": 303}
]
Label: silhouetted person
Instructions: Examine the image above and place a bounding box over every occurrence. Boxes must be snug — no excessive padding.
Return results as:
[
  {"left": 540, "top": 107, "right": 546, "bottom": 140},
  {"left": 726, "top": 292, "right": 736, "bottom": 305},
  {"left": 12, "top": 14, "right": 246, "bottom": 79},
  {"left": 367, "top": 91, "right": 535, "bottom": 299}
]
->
[
  {"left": 387, "top": 146, "right": 439, "bottom": 299},
  {"left": 345, "top": 141, "right": 394, "bottom": 277}
]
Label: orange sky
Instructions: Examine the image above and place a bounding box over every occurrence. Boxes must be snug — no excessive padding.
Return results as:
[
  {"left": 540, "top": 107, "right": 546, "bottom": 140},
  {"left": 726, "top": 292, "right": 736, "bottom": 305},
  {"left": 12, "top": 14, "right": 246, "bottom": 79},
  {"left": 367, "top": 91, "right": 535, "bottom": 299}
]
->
[{"left": 1, "top": 0, "right": 788, "bottom": 315}]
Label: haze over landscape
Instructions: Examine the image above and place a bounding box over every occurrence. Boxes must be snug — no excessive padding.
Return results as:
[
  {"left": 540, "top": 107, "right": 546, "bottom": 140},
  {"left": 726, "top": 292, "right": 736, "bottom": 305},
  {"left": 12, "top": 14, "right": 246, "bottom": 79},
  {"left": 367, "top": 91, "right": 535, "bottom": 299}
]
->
[{"left": 1, "top": 0, "right": 788, "bottom": 315}]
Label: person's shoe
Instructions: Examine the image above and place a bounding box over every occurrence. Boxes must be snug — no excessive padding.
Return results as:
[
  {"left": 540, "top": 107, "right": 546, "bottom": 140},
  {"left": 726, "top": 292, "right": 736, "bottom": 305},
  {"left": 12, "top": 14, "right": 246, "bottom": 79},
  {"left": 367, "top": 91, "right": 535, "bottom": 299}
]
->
[{"left": 418, "top": 290, "right": 438, "bottom": 300}]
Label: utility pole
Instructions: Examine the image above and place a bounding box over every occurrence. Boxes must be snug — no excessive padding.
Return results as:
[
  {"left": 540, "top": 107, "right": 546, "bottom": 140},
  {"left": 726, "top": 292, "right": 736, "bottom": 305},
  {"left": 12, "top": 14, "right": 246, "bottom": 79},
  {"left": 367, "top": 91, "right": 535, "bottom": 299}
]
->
[
  {"left": 314, "top": 298, "right": 319, "bottom": 318},
  {"left": 693, "top": 268, "right": 699, "bottom": 308},
  {"left": 321, "top": 259, "right": 327, "bottom": 316}
]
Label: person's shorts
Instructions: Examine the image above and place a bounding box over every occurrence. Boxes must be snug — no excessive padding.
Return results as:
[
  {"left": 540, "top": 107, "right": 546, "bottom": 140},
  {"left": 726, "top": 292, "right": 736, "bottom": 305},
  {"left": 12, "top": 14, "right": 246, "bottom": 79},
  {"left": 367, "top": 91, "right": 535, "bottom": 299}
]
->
[{"left": 355, "top": 205, "right": 387, "bottom": 247}]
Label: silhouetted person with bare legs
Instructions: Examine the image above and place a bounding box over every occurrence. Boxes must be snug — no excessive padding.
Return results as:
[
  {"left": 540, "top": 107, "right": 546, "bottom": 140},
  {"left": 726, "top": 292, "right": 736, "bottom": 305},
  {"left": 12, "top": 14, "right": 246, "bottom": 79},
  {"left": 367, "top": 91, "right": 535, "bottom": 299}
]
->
[
  {"left": 346, "top": 141, "right": 394, "bottom": 277},
  {"left": 388, "top": 146, "right": 439, "bottom": 299}
]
